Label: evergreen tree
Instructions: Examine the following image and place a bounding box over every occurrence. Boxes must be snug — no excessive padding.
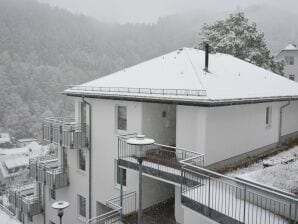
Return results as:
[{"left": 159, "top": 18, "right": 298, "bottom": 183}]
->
[{"left": 198, "top": 13, "right": 284, "bottom": 74}]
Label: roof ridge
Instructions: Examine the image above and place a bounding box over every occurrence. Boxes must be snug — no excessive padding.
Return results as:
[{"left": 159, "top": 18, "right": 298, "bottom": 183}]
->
[{"left": 183, "top": 49, "right": 210, "bottom": 100}]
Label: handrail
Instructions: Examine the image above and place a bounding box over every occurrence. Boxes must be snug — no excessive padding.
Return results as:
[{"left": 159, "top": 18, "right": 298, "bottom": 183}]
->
[
  {"left": 181, "top": 161, "right": 298, "bottom": 201},
  {"left": 66, "top": 85, "right": 207, "bottom": 97}
]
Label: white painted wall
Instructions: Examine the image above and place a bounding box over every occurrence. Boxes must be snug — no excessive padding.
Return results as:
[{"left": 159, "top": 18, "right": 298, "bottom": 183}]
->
[
  {"left": 282, "top": 100, "right": 298, "bottom": 136},
  {"left": 183, "top": 207, "right": 218, "bottom": 224},
  {"left": 176, "top": 105, "right": 206, "bottom": 155},
  {"left": 205, "top": 102, "right": 281, "bottom": 165},
  {"left": 276, "top": 50, "right": 298, "bottom": 82},
  {"left": 142, "top": 103, "right": 176, "bottom": 145}
]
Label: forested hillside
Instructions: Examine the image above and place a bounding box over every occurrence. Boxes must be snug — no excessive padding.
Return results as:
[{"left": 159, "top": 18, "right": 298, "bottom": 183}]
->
[
  {"left": 0, "top": 0, "right": 297, "bottom": 138},
  {"left": 0, "top": 0, "right": 202, "bottom": 138}
]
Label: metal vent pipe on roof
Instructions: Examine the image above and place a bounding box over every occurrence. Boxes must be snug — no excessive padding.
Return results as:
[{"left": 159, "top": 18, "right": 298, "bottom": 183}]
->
[{"left": 205, "top": 43, "right": 209, "bottom": 72}]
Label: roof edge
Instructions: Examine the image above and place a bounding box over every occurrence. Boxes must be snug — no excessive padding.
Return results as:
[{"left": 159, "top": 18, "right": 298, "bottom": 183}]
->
[{"left": 63, "top": 92, "right": 298, "bottom": 107}]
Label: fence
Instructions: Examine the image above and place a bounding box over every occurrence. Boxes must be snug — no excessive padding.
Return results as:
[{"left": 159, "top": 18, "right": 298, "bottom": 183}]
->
[
  {"left": 67, "top": 85, "right": 207, "bottom": 97},
  {"left": 86, "top": 192, "right": 136, "bottom": 224},
  {"left": 42, "top": 117, "right": 88, "bottom": 149},
  {"left": 181, "top": 159, "right": 298, "bottom": 224}
]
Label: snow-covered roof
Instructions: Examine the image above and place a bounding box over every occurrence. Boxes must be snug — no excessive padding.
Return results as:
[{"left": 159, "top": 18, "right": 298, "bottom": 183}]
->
[
  {"left": 64, "top": 48, "right": 298, "bottom": 106},
  {"left": 0, "top": 133, "right": 11, "bottom": 145},
  {"left": 284, "top": 44, "right": 297, "bottom": 50},
  {"left": 4, "top": 157, "right": 29, "bottom": 170},
  {"left": 16, "top": 138, "right": 37, "bottom": 143},
  {"left": 0, "top": 142, "right": 43, "bottom": 156}
]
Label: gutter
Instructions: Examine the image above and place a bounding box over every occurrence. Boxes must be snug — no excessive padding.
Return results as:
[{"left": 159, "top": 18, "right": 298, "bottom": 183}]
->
[
  {"left": 279, "top": 100, "right": 291, "bottom": 146},
  {"left": 82, "top": 96, "right": 92, "bottom": 219},
  {"left": 65, "top": 92, "right": 298, "bottom": 107}
]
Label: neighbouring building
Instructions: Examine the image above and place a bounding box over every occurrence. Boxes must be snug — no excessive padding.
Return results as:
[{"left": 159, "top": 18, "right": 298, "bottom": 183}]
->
[
  {"left": 16, "top": 139, "right": 38, "bottom": 148},
  {"left": 276, "top": 43, "right": 298, "bottom": 82},
  {"left": 0, "top": 133, "right": 12, "bottom": 147},
  {"left": 7, "top": 47, "right": 298, "bottom": 224}
]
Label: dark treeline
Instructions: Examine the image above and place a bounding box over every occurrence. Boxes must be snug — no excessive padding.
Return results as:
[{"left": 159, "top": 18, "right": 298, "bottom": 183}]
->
[{"left": 0, "top": 0, "right": 297, "bottom": 138}]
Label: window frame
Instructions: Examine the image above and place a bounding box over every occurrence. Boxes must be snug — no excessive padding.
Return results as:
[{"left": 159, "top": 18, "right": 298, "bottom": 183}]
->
[
  {"left": 78, "top": 194, "right": 87, "bottom": 219},
  {"left": 114, "top": 160, "right": 127, "bottom": 187},
  {"left": 78, "top": 149, "right": 87, "bottom": 172},
  {"left": 49, "top": 188, "right": 56, "bottom": 200},
  {"left": 289, "top": 74, "right": 295, "bottom": 81},
  {"left": 285, "top": 56, "right": 295, "bottom": 65},
  {"left": 265, "top": 106, "right": 272, "bottom": 128},
  {"left": 116, "top": 105, "right": 127, "bottom": 132}
]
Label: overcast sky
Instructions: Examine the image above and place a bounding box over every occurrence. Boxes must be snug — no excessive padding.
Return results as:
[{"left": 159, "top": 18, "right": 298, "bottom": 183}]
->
[{"left": 38, "top": 0, "right": 271, "bottom": 23}]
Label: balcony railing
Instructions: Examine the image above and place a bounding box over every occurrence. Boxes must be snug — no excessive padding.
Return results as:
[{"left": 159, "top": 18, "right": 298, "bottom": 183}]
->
[
  {"left": 118, "top": 134, "right": 204, "bottom": 184},
  {"left": 8, "top": 184, "right": 42, "bottom": 217},
  {"left": 42, "top": 117, "right": 88, "bottom": 149},
  {"left": 86, "top": 192, "right": 136, "bottom": 224},
  {"left": 29, "top": 156, "right": 69, "bottom": 189},
  {"left": 181, "top": 159, "right": 298, "bottom": 224}
]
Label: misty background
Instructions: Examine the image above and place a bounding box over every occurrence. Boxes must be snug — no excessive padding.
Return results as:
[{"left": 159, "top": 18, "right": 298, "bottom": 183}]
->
[{"left": 0, "top": 0, "right": 298, "bottom": 139}]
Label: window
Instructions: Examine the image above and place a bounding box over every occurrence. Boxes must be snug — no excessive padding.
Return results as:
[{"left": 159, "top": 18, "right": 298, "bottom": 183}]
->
[
  {"left": 116, "top": 106, "right": 127, "bottom": 131},
  {"left": 49, "top": 189, "right": 55, "bottom": 200},
  {"left": 266, "top": 106, "right": 272, "bottom": 127},
  {"left": 115, "top": 160, "right": 126, "bottom": 186},
  {"left": 78, "top": 195, "right": 86, "bottom": 218},
  {"left": 289, "top": 74, "right": 295, "bottom": 81},
  {"left": 78, "top": 149, "right": 87, "bottom": 171},
  {"left": 81, "top": 102, "right": 87, "bottom": 124},
  {"left": 285, "top": 56, "right": 294, "bottom": 65}
]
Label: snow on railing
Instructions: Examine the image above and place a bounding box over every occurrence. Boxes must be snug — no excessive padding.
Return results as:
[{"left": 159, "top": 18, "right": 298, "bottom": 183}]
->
[
  {"left": 180, "top": 160, "right": 298, "bottom": 224},
  {"left": 43, "top": 117, "right": 88, "bottom": 149},
  {"left": 66, "top": 85, "right": 207, "bottom": 97}
]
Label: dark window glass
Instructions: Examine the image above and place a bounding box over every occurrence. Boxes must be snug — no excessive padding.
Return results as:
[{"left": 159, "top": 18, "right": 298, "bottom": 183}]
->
[
  {"left": 78, "top": 195, "right": 86, "bottom": 217},
  {"left": 117, "top": 106, "right": 127, "bottom": 130}
]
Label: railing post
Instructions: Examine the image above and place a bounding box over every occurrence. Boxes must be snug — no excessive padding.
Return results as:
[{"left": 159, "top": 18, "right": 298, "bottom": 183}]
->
[
  {"left": 208, "top": 176, "right": 211, "bottom": 217},
  {"left": 243, "top": 185, "right": 247, "bottom": 223},
  {"left": 119, "top": 161, "right": 123, "bottom": 221}
]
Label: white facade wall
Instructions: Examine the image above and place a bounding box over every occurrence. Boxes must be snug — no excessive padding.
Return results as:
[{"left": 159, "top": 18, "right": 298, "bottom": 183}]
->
[
  {"left": 183, "top": 207, "right": 218, "bottom": 224},
  {"left": 176, "top": 106, "right": 206, "bottom": 155},
  {"left": 276, "top": 51, "right": 298, "bottom": 81},
  {"left": 177, "top": 101, "right": 298, "bottom": 166}
]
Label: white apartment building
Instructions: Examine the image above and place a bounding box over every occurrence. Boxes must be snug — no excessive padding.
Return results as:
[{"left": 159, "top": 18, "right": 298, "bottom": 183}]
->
[
  {"left": 276, "top": 44, "right": 298, "bottom": 82},
  {"left": 7, "top": 47, "right": 298, "bottom": 224}
]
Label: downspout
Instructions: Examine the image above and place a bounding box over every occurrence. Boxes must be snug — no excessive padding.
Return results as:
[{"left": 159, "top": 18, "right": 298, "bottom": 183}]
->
[
  {"left": 279, "top": 100, "right": 291, "bottom": 146},
  {"left": 82, "top": 96, "right": 92, "bottom": 220}
]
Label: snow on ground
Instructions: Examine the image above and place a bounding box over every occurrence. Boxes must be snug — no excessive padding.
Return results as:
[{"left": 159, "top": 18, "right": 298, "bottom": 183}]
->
[
  {"left": 183, "top": 181, "right": 289, "bottom": 224},
  {"left": 0, "top": 205, "right": 21, "bottom": 224},
  {"left": 227, "top": 146, "right": 298, "bottom": 194}
]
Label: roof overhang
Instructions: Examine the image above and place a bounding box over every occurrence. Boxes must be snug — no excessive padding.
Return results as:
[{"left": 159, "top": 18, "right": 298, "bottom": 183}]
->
[{"left": 63, "top": 91, "right": 298, "bottom": 107}]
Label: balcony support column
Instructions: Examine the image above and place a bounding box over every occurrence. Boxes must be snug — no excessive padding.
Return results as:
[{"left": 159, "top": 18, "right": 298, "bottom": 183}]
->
[
  {"left": 119, "top": 160, "right": 123, "bottom": 221},
  {"left": 137, "top": 158, "right": 144, "bottom": 224}
]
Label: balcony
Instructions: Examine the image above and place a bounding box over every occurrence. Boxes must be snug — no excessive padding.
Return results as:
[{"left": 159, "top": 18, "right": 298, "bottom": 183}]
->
[
  {"left": 181, "top": 159, "right": 298, "bottom": 224},
  {"left": 29, "top": 156, "right": 69, "bottom": 189},
  {"left": 87, "top": 192, "right": 136, "bottom": 224},
  {"left": 118, "top": 134, "right": 204, "bottom": 184},
  {"left": 8, "top": 184, "right": 42, "bottom": 217},
  {"left": 42, "top": 117, "right": 88, "bottom": 149}
]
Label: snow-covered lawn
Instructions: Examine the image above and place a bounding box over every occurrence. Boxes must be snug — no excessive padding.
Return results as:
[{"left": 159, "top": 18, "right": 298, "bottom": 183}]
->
[{"left": 227, "top": 146, "right": 298, "bottom": 194}]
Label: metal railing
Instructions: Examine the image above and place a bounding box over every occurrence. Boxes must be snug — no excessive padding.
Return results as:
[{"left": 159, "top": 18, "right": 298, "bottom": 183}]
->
[
  {"left": 43, "top": 117, "right": 88, "bottom": 149},
  {"left": 86, "top": 192, "right": 136, "bottom": 224},
  {"left": 67, "top": 85, "right": 207, "bottom": 97},
  {"left": 29, "top": 156, "right": 69, "bottom": 189},
  {"left": 118, "top": 135, "right": 204, "bottom": 180},
  {"left": 181, "top": 159, "right": 298, "bottom": 224},
  {"left": 0, "top": 203, "right": 19, "bottom": 222},
  {"left": 108, "top": 192, "right": 136, "bottom": 216},
  {"left": 8, "top": 184, "right": 42, "bottom": 217}
]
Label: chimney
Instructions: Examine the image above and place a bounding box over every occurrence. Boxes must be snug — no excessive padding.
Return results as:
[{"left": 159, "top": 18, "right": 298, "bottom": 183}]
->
[{"left": 205, "top": 43, "right": 209, "bottom": 72}]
